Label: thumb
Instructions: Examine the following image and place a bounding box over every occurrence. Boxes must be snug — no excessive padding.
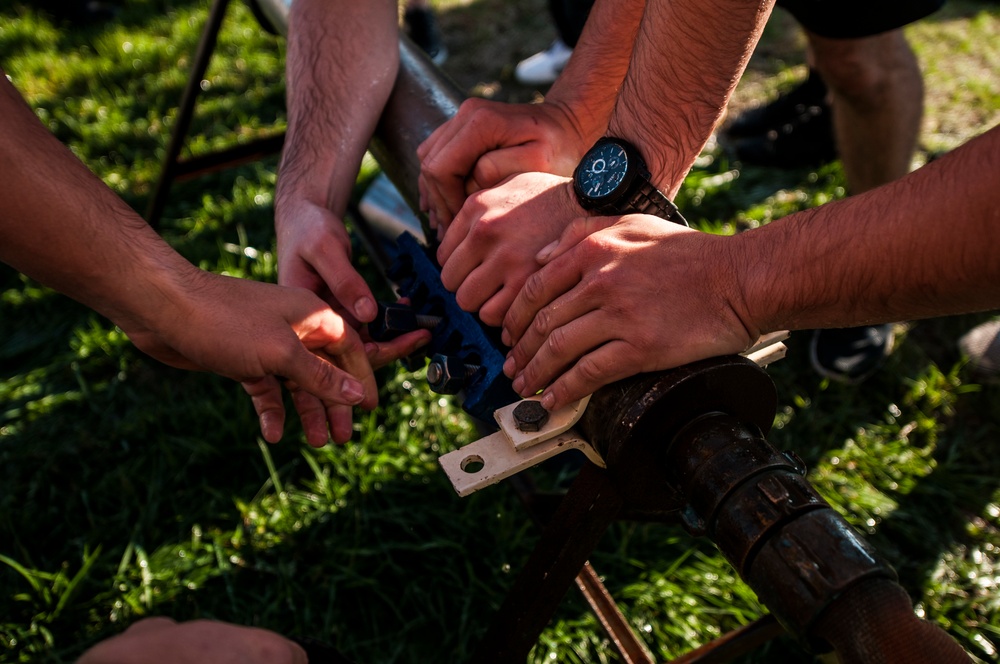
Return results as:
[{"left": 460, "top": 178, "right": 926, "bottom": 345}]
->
[
  {"left": 468, "top": 144, "right": 543, "bottom": 194},
  {"left": 536, "top": 215, "right": 620, "bottom": 264},
  {"left": 281, "top": 345, "right": 370, "bottom": 409}
]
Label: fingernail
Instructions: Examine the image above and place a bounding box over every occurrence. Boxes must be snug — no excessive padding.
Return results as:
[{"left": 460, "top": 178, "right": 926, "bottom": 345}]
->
[
  {"left": 261, "top": 413, "right": 281, "bottom": 443},
  {"left": 536, "top": 240, "right": 559, "bottom": 262},
  {"left": 364, "top": 342, "right": 378, "bottom": 356},
  {"left": 501, "top": 328, "right": 511, "bottom": 346},
  {"left": 341, "top": 379, "right": 365, "bottom": 403},
  {"left": 512, "top": 375, "right": 524, "bottom": 393},
  {"left": 355, "top": 297, "right": 377, "bottom": 322},
  {"left": 541, "top": 392, "right": 555, "bottom": 410},
  {"left": 503, "top": 356, "right": 516, "bottom": 377}
]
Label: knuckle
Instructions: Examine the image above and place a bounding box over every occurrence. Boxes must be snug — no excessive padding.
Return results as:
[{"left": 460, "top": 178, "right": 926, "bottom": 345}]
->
[
  {"left": 544, "top": 325, "right": 572, "bottom": 360},
  {"left": 574, "top": 354, "right": 608, "bottom": 386},
  {"left": 531, "top": 306, "right": 554, "bottom": 339},
  {"left": 521, "top": 271, "right": 547, "bottom": 306}
]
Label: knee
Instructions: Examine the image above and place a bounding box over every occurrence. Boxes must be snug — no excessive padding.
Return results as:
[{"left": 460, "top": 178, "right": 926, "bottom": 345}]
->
[{"left": 808, "top": 31, "right": 921, "bottom": 106}]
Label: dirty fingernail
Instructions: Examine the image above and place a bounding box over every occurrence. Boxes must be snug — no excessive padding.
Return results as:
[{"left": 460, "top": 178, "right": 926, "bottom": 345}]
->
[
  {"left": 341, "top": 379, "right": 365, "bottom": 403},
  {"left": 536, "top": 240, "right": 559, "bottom": 262},
  {"left": 355, "top": 297, "right": 377, "bottom": 322}
]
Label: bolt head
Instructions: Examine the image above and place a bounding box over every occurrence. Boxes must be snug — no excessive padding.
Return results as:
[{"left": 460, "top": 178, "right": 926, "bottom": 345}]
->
[{"left": 513, "top": 400, "right": 549, "bottom": 432}]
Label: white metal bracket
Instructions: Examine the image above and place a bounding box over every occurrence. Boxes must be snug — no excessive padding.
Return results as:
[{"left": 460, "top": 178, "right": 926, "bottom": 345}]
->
[{"left": 438, "top": 331, "right": 790, "bottom": 497}]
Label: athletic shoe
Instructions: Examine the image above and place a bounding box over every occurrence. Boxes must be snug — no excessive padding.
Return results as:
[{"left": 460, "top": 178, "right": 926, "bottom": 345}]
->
[
  {"left": 958, "top": 319, "right": 1000, "bottom": 384},
  {"left": 514, "top": 39, "right": 573, "bottom": 86},
  {"left": 722, "top": 70, "right": 837, "bottom": 169},
  {"left": 405, "top": 7, "right": 448, "bottom": 65},
  {"left": 810, "top": 324, "right": 895, "bottom": 384},
  {"left": 723, "top": 69, "right": 829, "bottom": 139}
]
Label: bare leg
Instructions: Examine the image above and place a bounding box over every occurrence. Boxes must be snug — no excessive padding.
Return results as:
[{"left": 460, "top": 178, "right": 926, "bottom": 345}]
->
[{"left": 807, "top": 29, "right": 924, "bottom": 193}]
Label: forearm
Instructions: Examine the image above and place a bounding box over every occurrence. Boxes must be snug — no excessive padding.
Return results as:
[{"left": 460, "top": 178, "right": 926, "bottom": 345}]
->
[
  {"left": 544, "top": 0, "right": 647, "bottom": 153},
  {"left": 735, "top": 125, "right": 1000, "bottom": 334},
  {"left": 277, "top": 0, "right": 399, "bottom": 214},
  {"left": 609, "top": 0, "right": 775, "bottom": 196},
  {"left": 0, "top": 74, "right": 196, "bottom": 331}
]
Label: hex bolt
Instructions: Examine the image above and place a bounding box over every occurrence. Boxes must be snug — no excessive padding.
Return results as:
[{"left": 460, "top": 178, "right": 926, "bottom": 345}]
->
[
  {"left": 370, "top": 303, "right": 443, "bottom": 341},
  {"left": 426, "top": 354, "right": 481, "bottom": 395},
  {"left": 513, "top": 400, "right": 550, "bottom": 432}
]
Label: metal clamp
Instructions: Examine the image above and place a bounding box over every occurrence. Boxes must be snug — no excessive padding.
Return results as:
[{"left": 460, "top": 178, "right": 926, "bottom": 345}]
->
[
  {"left": 439, "top": 332, "right": 790, "bottom": 498},
  {"left": 439, "top": 395, "right": 603, "bottom": 497}
]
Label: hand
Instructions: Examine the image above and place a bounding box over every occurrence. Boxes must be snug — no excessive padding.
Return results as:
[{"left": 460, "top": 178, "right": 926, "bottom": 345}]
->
[
  {"left": 437, "top": 172, "right": 585, "bottom": 327},
  {"left": 417, "top": 98, "right": 589, "bottom": 233},
  {"left": 501, "top": 215, "right": 756, "bottom": 411},
  {"left": 117, "top": 270, "right": 430, "bottom": 446},
  {"left": 76, "top": 617, "right": 307, "bottom": 664},
  {"left": 275, "top": 195, "right": 378, "bottom": 324}
]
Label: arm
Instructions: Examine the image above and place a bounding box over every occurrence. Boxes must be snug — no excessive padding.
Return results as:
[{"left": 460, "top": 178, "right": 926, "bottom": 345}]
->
[
  {"left": 429, "top": 0, "right": 775, "bottom": 326},
  {"left": 501, "top": 125, "right": 1000, "bottom": 411},
  {"left": 0, "top": 71, "right": 428, "bottom": 446},
  {"left": 417, "top": 0, "right": 647, "bottom": 229},
  {"left": 608, "top": 0, "right": 775, "bottom": 196},
  {"left": 276, "top": 0, "right": 399, "bottom": 323}
]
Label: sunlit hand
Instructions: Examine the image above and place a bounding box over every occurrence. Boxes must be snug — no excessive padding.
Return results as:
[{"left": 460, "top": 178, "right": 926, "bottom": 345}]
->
[
  {"left": 275, "top": 196, "right": 378, "bottom": 324},
  {"left": 417, "top": 98, "right": 589, "bottom": 233},
  {"left": 502, "top": 215, "right": 756, "bottom": 411},
  {"left": 117, "top": 270, "right": 429, "bottom": 446},
  {"left": 76, "top": 617, "right": 307, "bottom": 664},
  {"left": 437, "top": 172, "right": 586, "bottom": 327}
]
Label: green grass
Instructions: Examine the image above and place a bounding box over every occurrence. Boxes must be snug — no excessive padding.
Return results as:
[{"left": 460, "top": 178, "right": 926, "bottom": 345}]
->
[{"left": 2, "top": 0, "right": 1000, "bottom": 662}]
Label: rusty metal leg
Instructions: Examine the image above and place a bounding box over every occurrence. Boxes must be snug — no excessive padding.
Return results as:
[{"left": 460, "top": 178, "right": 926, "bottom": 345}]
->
[
  {"left": 145, "top": 0, "right": 232, "bottom": 228},
  {"left": 669, "top": 616, "right": 785, "bottom": 664},
  {"left": 471, "top": 463, "right": 625, "bottom": 663}
]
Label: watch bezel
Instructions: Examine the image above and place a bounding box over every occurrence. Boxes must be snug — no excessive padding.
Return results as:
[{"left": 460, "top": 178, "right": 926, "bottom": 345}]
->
[{"left": 573, "top": 137, "right": 646, "bottom": 212}]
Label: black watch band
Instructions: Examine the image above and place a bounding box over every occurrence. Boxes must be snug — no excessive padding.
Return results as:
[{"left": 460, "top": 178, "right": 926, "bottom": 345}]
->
[{"left": 621, "top": 177, "right": 688, "bottom": 226}]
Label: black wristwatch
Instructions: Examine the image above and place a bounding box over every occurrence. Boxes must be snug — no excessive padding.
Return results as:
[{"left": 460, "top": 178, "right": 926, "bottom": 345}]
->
[{"left": 572, "top": 137, "right": 688, "bottom": 226}]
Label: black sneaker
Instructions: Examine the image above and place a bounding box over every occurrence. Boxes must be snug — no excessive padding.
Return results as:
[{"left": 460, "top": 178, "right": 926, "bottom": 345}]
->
[
  {"left": 810, "top": 324, "right": 895, "bottom": 384},
  {"left": 405, "top": 7, "right": 448, "bottom": 65},
  {"left": 724, "top": 69, "right": 829, "bottom": 139},
  {"left": 722, "top": 70, "right": 837, "bottom": 169}
]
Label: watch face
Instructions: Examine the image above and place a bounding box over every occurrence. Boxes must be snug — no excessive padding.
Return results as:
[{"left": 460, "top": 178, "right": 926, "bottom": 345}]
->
[{"left": 578, "top": 141, "right": 629, "bottom": 201}]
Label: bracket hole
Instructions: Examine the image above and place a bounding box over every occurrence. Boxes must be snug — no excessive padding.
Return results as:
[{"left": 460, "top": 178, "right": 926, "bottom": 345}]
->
[{"left": 460, "top": 455, "right": 485, "bottom": 474}]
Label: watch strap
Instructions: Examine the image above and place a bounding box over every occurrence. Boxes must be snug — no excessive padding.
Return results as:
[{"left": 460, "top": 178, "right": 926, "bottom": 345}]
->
[{"left": 621, "top": 179, "right": 689, "bottom": 227}]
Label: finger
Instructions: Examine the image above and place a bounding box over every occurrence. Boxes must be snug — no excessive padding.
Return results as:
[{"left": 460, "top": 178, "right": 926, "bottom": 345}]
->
[
  {"left": 308, "top": 238, "right": 378, "bottom": 323},
  {"left": 511, "top": 305, "right": 610, "bottom": 396},
  {"left": 468, "top": 144, "right": 547, "bottom": 193},
  {"left": 478, "top": 284, "right": 519, "bottom": 329},
  {"left": 327, "top": 403, "right": 354, "bottom": 445},
  {"left": 290, "top": 388, "right": 330, "bottom": 447},
  {"left": 501, "top": 251, "right": 583, "bottom": 348},
  {"left": 435, "top": 204, "right": 475, "bottom": 275},
  {"left": 452, "top": 263, "right": 503, "bottom": 315},
  {"left": 421, "top": 104, "right": 507, "bottom": 224},
  {"left": 298, "top": 309, "right": 379, "bottom": 410},
  {"left": 538, "top": 340, "right": 640, "bottom": 412},
  {"left": 242, "top": 376, "right": 287, "bottom": 443},
  {"left": 537, "top": 216, "right": 619, "bottom": 264},
  {"left": 364, "top": 329, "right": 432, "bottom": 369}
]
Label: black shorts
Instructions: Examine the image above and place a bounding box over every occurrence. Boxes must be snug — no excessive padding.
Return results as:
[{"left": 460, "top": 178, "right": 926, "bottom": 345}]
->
[{"left": 775, "top": 0, "right": 945, "bottom": 38}]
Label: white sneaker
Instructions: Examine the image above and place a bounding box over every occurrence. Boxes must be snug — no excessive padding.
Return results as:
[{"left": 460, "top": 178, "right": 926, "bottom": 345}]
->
[{"left": 514, "top": 39, "right": 573, "bottom": 86}]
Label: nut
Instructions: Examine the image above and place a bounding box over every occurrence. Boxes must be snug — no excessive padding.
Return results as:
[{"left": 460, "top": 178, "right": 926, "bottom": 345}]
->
[{"left": 513, "top": 400, "right": 549, "bottom": 432}]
